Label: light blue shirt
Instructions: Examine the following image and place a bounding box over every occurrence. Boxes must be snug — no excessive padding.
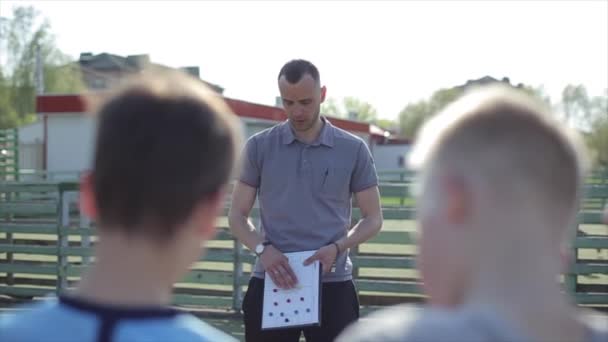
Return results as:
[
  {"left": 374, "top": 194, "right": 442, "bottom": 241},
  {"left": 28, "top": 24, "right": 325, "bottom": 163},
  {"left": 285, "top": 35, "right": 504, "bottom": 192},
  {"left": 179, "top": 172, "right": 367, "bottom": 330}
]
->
[{"left": 0, "top": 295, "right": 237, "bottom": 342}]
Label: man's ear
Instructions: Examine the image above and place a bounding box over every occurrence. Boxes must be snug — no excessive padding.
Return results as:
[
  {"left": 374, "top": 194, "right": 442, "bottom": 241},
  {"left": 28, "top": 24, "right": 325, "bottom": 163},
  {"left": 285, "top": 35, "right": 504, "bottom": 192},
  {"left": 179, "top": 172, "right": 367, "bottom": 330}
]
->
[
  {"left": 320, "top": 85, "right": 327, "bottom": 103},
  {"left": 79, "top": 171, "right": 98, "bottom": 221},
  {"left": 444, "top": 175, "right": 471, "bottom": 225}
]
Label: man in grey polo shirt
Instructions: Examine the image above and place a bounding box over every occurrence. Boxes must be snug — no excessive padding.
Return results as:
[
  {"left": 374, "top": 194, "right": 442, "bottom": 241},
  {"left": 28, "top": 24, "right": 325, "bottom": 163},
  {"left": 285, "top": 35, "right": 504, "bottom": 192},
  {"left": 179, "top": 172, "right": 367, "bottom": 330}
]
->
[{"left": 228, "top": 59, "right": 383, "bottom": 342}]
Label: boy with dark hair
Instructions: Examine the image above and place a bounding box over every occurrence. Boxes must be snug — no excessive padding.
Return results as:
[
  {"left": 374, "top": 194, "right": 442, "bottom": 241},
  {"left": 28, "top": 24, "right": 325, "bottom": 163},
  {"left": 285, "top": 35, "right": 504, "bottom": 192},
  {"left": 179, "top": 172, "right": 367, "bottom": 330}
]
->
[{"left": 0, "top": 70, "right": 242, "bottom": 342}]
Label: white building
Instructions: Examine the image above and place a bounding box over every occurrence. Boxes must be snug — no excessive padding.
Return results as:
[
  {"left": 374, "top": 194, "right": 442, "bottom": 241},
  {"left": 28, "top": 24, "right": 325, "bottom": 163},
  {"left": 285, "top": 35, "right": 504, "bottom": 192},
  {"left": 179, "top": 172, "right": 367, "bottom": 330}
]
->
[{"left": 19, "top": 93, "right": 408, "bottom": 179}]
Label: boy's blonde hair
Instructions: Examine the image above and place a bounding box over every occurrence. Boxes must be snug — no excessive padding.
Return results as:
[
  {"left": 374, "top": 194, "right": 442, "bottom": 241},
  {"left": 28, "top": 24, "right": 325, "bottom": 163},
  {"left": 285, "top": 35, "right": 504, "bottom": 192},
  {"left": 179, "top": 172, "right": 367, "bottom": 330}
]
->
[{"left": 410, "top": 85, "right": 589, "bottom": 236}]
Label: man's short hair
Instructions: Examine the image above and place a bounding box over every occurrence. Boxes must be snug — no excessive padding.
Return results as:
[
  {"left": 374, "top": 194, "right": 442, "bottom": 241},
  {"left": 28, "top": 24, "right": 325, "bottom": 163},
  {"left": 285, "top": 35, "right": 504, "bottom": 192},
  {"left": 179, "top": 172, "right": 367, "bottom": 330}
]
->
[
  {"left": 278, "top": 59, "right": 320, "bottom": 84},
  {"left": 89, "top": 69, "right": 242, "bottom": 238},
  {"left": 410, "top": 85, "right": 589, "bottom": 231}
]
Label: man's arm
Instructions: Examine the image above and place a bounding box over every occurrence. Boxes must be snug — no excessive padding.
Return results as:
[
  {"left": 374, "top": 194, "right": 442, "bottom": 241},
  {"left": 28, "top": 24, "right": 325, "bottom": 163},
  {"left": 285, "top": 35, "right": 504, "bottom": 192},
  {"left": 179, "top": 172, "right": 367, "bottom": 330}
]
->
[
  {"left": 304, "top": 141, "right": 382, "bottom": 272},
  {"left": 336, "top": 185, "right": 383, "bottom": 253},
  {"left": 304, "top": 185, "right": 382, "bottom": 272},
  {"left": 227, "top": 181, "right": 261, "bottom": 251},
  {"left": 228, "top": 181, "right": 298, "bottom": 288}
]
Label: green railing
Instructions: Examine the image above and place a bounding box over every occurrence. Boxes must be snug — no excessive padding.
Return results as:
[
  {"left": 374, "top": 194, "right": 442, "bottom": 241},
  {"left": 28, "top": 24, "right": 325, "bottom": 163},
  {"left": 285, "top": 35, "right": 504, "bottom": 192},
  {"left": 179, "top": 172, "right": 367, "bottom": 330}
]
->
[
  {"left": 1, "top": 181, "right": 607, "bottom": 312},
  {"left": 0, "top": 128, "right": 19, "bottom": 182}
]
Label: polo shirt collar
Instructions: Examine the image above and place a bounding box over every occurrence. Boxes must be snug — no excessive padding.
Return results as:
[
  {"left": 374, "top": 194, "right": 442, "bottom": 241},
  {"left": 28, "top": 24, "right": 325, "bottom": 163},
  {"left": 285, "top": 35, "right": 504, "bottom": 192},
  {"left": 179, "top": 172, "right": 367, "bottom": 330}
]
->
[{"left": 281, "top": 117, "right": 335, "bottom": 148}]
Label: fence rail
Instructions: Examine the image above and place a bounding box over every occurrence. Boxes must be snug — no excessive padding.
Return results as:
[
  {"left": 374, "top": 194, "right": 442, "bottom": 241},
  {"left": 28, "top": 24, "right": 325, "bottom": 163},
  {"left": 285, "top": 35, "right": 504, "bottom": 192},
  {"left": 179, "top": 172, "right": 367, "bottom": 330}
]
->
[
  {"left": 1, "top": 181, "right": 607, "bottom": 312},
  {"left": 0, "top": 128, "right": 19, "bottom": 182}
]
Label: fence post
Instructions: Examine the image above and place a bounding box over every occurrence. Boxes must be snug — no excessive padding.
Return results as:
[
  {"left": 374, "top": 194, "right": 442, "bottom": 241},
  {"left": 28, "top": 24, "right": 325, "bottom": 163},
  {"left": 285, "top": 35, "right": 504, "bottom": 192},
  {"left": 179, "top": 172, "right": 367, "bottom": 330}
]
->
[
  {"left": 564, "top": 222, "right": 579, "bottom": 299},
  {"left": 78, "top": 190, "right": 92, "bottom": 265},
  {"left": 14, "top": 128, "right": 19, "bottom": 182},
  {"left": 564, "top": 248, "right": 577, "bottom": 298},
  {"left": 56, "top": 186, "right": 69, "bottom": 293},
  {"left": 5, "top": 191, "right": 14, "bottom": 285},
  {"left": 232, "top": 240, "right": 243, "bottom": 311}
]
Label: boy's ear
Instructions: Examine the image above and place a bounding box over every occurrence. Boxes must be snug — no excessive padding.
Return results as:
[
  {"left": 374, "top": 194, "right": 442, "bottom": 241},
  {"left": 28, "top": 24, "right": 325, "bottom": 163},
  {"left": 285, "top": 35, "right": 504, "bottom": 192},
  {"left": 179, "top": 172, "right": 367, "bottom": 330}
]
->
[
  {"left": 444, "top": 175, "right": 471, "bottom": 225},
  {"left": 320, "top": 86, "right": 327, "bottom": 103},
  {"left": 559, "top": 244, "right": 573, "bottom": 274},
  {"left": 195, "top": 190, "right": 226, "bottom": 240},
  {"left": 79, "top": 171, "right": 98, "bottom": 221}
]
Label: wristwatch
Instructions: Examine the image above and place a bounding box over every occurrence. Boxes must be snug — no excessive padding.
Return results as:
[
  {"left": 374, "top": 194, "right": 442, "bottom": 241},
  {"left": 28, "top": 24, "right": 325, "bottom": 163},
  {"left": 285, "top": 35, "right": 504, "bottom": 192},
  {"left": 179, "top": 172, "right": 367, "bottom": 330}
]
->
[{"left": 255, "top": 241, "right": 271, "bottom": 256}]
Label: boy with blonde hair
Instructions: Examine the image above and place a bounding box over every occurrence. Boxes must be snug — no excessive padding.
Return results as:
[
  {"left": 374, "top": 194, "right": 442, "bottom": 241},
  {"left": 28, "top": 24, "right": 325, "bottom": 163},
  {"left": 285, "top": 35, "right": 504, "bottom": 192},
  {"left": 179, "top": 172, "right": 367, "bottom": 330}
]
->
[
  {"left": 337, "top": 85, "right": 608, "bottom": 342},
  {"left": 0, "top": 70, "right": 242, "bottom": 341}
]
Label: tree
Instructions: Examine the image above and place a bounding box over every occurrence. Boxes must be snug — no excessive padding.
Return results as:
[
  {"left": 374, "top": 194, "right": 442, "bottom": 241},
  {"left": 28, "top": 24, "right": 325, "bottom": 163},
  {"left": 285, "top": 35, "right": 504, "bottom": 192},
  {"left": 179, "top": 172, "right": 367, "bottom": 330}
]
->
[
  {"left": 398, "top": 87, "right": 464, "bottom": 138},
  {"left": 321, "top": 96, "right": 378, "bottom": 122},
  {"left": 343, "top": 96, "right": 377, "bottom": 122},
  {"left": 397, "top": 78, "right": 552, "bottom": 139},
  {"left": 0, "top": 6, "right": 84, "bottom": 128},
  {"left": 398, "top": 100, "right": 431, "bottom": 139},
  {"left": 560, "top": 84, "right": 591, "bottom": 129},
  {"left": 375, "top": 118, "right": 398, "bottom": 131},
  {"left": 320, "top": 97, "right": 342, "bottom": 117},
  {"left": 0, "top": 69, "right": 20, "bottom": 128},
  {"left": 586, "top": 114, "right": 608, "bottom": 168},
  {"left": 560, "top": 86, "right": 608, "bottom": 168}
]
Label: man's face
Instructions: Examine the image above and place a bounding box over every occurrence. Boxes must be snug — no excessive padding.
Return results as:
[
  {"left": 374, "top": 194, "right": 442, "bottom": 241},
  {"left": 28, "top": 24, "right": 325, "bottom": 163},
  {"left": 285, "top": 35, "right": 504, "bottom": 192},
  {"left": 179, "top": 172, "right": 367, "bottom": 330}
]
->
[{"left": 278, "top": 74, "right": 326, "bottom": 132}]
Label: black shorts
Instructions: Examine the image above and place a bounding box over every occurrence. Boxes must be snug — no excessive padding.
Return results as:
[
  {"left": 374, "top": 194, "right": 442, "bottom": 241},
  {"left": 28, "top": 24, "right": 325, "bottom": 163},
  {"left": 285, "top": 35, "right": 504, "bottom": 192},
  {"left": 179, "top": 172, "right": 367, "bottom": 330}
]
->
[{"left": 242, "top": 277, "right": 360, "bottom": 342}]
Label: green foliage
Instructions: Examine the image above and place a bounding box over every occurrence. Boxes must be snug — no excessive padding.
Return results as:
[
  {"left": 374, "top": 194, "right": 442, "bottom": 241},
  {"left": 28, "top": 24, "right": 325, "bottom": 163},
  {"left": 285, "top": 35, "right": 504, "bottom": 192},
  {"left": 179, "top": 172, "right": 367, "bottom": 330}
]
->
[
  {"left": 321, "top": 96, "right": 378, "bottom": 122},
  {"left": 570, "top": 87, "right": 608, "bottom": 168},
  {"left": 0, "top": 5, "right": 84, "bottom": 128},
  {"left": 586, "top": 114, "right": 608, "bottom": 168},
  {"left": 320, "top": 97, "right": 342, "bottom": 117},
  {"left": 398, "top": 81, "right": 559, "bottom": 139},
  {"left": 375, "top": 118, "right": 398, "bottom": 131},
  {"left": 343, "top": 96, "right": 378, "bottom": 122},
  {"left": 398, "top": 87, "right": 464, "bottom": 138}
]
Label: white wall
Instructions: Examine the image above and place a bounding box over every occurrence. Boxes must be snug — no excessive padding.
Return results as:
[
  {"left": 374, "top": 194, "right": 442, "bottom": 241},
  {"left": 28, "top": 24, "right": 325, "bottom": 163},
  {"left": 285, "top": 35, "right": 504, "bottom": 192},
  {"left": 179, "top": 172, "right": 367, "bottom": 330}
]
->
[
  {"left": 18, "top": 121, "right": 44, "bottom": 173},
  {"left": 242, "top": 118, "right": 279, "bottom": 138},
  {"left": 373, "top": 144, "right": 412, "bottom": 172},
  {"left": 18, "top": 121, "right": 43, "bottom": 144},
  {"left": 47, "top": 114, "right": 97, "bottom": 176},
  {"left": 43, "top": 115, "right": 281, "bottom": 176},
  {"left": 42, "top": 114, "right": 377, "bottom": 179}
]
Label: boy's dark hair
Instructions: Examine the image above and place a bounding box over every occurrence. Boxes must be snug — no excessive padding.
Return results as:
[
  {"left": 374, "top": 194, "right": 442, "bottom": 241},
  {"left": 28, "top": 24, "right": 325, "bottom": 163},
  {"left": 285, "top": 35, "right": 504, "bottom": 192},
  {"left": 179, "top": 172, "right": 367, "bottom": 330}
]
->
[
  {"left": 277, "top": 59, "right": 320, "bottom": 84},
  {"left": 90, "top": 69, "right": 242, "bottom": 238}
]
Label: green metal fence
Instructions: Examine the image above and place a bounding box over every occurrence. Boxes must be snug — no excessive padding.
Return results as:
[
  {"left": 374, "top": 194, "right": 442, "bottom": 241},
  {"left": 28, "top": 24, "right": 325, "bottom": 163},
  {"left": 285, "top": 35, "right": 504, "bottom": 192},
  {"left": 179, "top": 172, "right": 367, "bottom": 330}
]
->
[{"left": 1, "top": 181, "right": 607, "bottom": 312}]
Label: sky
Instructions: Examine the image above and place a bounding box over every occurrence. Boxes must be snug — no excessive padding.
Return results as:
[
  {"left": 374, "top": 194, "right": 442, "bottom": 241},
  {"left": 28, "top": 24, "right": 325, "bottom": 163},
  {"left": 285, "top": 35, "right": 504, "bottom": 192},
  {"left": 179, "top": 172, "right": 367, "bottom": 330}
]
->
[{"left": 1, "top": 0, "right": 607, "bottom": 120}]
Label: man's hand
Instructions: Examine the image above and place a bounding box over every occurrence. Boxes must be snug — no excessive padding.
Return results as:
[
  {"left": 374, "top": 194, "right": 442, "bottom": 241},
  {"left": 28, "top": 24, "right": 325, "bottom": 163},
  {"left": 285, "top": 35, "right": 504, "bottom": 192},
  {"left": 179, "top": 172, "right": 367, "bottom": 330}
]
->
[
  {"left": 303, "top": 244, "right": 339, "bottom": 274},
  {"left": 260, "top": 245, "right": 298, "bottom": 289}
]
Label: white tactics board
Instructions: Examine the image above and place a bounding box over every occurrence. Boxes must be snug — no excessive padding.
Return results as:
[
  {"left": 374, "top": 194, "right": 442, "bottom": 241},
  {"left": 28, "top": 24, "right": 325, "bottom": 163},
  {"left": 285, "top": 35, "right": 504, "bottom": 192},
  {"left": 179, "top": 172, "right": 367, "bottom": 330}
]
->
[{"left": 261, "top": 250, "right": 322, "bottom": 330}]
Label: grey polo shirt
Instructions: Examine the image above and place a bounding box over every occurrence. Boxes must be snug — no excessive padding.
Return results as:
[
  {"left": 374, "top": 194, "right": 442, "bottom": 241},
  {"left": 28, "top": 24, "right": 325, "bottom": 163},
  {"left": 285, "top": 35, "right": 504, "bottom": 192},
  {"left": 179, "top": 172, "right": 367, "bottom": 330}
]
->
[{"left": 239, "top": 117, "right": 378, "bottom": 282}]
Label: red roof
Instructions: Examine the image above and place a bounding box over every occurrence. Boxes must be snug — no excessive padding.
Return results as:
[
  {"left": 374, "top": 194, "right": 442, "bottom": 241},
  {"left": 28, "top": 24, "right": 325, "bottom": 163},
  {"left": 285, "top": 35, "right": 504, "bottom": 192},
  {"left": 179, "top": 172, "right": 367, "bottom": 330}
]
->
[{"left": 36, "top": 94, "right": 383, "bottom": 135}]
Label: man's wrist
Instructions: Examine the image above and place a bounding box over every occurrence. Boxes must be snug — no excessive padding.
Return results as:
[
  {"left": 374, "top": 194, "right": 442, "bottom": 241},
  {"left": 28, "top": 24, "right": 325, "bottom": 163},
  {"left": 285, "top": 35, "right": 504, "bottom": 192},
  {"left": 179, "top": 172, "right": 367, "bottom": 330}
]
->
[
  {"left": 331, "top": 241, "right": 341, "bottom": 255},
  {"left": 254, "top": 241, "right": 272, "bottom": 256}
]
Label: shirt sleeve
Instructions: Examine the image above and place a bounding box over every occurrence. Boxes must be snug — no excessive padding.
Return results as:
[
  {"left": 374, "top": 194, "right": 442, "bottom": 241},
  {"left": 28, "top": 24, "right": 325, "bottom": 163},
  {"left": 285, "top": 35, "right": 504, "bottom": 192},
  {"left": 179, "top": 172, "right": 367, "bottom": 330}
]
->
[
  {"left": 238, "top": 136, "right": 261, "bottom": 188},
  {"left": 350, "top": 141, "right": 379, "bottom": 193}
]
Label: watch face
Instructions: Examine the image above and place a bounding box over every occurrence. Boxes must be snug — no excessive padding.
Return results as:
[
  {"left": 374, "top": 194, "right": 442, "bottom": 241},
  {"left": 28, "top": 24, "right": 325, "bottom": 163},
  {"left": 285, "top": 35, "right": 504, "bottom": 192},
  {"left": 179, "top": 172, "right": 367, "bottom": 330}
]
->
[{"left": 256, "top": 244, "right": 264, "bottom": 254}]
